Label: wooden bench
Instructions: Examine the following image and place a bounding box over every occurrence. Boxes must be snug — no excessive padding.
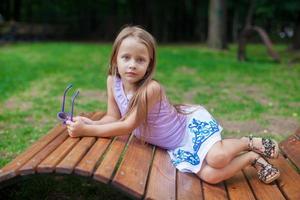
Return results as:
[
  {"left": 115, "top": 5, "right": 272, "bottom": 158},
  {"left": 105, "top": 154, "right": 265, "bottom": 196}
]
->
[{"left": 0, "top": 111, "right": 299, "bottom": 199}]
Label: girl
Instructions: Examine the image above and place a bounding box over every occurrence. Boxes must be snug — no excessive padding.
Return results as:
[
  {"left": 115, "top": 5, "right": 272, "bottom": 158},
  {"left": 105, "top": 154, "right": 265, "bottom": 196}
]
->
[{"left": 66, "top": 26, "right": 280, "bottom": 184}]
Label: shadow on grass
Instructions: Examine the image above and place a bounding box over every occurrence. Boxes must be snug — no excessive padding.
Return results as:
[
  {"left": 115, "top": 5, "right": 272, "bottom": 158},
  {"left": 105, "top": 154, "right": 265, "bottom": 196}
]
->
[{"left": 0, "top": 174, "right": 132, "bottom": 200}]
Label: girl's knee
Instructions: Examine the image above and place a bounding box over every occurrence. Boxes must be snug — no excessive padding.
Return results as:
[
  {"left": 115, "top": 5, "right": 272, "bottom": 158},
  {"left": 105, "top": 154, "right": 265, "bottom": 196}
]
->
[
  {"left": 198, "top": 170, "right": 223, "bottom": 184},
  {"left": 204, "top": 177, "right": 223, "bottom": 184},
  {"left": 206, "top": 151, "right": 230, "bottom": 168},
  {"left": 197, "top": 165, "right": 223, "bottom": 184}
]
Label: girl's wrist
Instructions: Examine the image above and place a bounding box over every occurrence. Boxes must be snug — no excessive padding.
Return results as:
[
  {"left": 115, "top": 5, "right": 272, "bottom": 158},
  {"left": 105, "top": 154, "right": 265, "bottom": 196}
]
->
[{"left": 81, "top": 124, "right": 89, "bottom": 136}]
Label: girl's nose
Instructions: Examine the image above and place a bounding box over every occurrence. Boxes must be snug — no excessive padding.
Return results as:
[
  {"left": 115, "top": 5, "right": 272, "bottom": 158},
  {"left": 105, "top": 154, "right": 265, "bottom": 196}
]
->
[{"left": 128, "top": 62, "right": 136, "bottom": 69}]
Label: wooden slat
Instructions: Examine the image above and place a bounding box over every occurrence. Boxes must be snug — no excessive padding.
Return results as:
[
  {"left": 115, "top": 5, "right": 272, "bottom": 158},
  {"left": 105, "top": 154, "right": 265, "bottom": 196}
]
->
[
  {"left": 93, "top": 135, "right": 130, "bottom": 183},
  {"left": 54, "top": 112, "right": 104, "bottom": 174},
  {"left": 270, "top": 154, "right": 300, "bottom": 200},
  {"left": 56, "top": 137, "right": 96, "bottom": 174},
  {"left": 18, "top": 131, "right": 69, "bottom": 175},
  {"left": 243, "top": 166, "right": 285, "bottom": 200},
  {"left": 202, "top": 181, "right": 228, "bottom": 200},
  {"left": 225, "top": 170, "right": 255, "bottom": 200},
  {"left": 177, "top": 171, "right": 203, "bottom": 200},
  {"left": 144, "top": 148, "right": 176, "bottom": 200},
  {"left": 72, "top": 112, "right": 111, "bottom": 176},
  {"left": 74, "top": 138, "right": 111, "bottom": 176},
  {"left": 0, "top": 124, "right": 66, "bottom": 182},
  {"left": 37, "top": 137, "right": 80, "bottom": 173},
  {"left": 37, "top": 112, "right": 102, "bottom": 174},
  {"left": 112, "top": 137, "right": 154, "bottom": 199},
  {"left": 279, "top": 134, "right": 300, "bottom": 169}
]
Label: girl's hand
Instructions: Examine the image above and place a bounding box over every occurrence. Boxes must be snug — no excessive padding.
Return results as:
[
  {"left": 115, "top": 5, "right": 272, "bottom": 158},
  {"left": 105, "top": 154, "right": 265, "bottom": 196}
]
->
[
  {"left": 66, "top": 117, "right": 86, "bottom": 137},
  {"left": 77, "top": 116, "right": 94, "bottom": 125}
]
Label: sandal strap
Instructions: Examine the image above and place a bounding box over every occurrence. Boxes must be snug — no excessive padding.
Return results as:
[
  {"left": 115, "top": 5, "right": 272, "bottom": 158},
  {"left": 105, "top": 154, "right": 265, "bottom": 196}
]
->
[
  {"left": 251, "top": 157, "right": 259, "bottom": 167},
  {"left": 252, "top": 157, "right": 279, "bottom": 183},
  {"left": 258, "top": 164, "right": 279, "bottom": 182},
  {"left": 248, "top": 134, "right": 254, "bottom": 150},
  {"left": 262, "top": 138, "right": 276, "bottom": 158},
  {"left": 247, "top": 135, "right": 278, "bottom": 159},
  {"left": 251, "top": 157, "right": 266, "bottom": 169}
]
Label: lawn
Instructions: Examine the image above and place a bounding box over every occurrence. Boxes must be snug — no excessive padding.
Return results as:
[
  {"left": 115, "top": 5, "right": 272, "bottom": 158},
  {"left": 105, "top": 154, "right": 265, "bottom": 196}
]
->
[{"left": 0, "top": 42, "right": 299, "bottom": 199}]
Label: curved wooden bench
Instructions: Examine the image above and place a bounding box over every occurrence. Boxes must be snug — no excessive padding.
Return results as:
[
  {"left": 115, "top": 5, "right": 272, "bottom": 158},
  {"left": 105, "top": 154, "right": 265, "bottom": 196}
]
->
[{"left": 0, "top": 111, "right": 299, "bottom": 199}]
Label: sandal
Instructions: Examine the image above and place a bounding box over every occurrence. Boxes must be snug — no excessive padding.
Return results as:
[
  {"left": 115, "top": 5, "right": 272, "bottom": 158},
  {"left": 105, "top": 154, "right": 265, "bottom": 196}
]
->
[
  {"left": 243, "top": 135, "right": 279, "bottom": 159},
  {"left": 251, "top": 157, "right": 280, "bottom": 184}
]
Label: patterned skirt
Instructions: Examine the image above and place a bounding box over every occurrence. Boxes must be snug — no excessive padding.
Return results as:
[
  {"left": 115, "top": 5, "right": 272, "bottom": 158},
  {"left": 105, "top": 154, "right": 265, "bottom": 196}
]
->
[{"left": 168, "top": 105, "right": 223, "bottom": 173}]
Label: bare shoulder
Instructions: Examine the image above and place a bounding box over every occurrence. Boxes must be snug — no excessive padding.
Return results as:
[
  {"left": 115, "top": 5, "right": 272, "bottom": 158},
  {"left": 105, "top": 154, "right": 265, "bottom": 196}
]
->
[
  {"left": 147, "top": 80, "right": 162, "bottom": 94},
  {"left": 146, "top": 80, "right": 164, "bottom": 104},
  {"left": 107, "top": 75, "right": 114, "bottom": 86}
]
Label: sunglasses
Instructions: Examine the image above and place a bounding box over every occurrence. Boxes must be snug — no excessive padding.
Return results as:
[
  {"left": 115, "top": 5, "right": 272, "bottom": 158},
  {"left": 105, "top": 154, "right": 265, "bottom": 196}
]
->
[{"left": 57, "top": 84, "right": 79, "bottom": 124}]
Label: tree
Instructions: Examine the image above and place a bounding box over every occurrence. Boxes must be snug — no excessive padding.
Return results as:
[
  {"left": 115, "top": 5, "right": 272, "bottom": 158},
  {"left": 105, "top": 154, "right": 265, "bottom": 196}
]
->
[
  {"left": 207, "top": 0, "right": 227, "bottom": 49},
  {"left": 291, "top": 12, "right": 300, "bottom": 50},
  {"left": 238, "top": 0, "right": 280, "bottom": 62}
]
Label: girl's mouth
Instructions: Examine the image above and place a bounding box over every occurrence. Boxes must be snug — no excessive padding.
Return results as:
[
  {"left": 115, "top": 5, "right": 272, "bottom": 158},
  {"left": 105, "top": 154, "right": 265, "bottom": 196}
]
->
[{"left": 125, "top": 72, "right": 137, "bottom": 76}]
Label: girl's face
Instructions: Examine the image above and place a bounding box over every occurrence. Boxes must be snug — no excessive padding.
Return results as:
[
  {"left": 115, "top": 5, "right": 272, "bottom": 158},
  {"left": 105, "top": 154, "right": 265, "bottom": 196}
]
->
[{"left": 116, "top": 37, "right": 150, "bottom": 86}]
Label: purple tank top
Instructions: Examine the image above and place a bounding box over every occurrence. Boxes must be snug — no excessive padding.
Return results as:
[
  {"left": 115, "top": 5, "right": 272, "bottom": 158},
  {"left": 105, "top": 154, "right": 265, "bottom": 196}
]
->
[{"left": 113, "top": 76, "right": 187, "bottom": 150}]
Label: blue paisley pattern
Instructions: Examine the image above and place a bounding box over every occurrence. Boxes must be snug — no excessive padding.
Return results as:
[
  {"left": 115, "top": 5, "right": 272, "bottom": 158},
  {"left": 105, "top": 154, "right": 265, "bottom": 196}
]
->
[{"left": 171, "top": 118, "right": 220, "bottom": 166}]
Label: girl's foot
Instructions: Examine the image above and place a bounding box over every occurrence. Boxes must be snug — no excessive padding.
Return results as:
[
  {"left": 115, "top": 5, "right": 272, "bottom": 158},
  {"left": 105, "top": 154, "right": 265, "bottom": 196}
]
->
[
  {"left": 251, "top": 156, "right": 280, "bottom": 184},
  {"left": 242, "top": 135, "right": 279, "bottom": 159}
]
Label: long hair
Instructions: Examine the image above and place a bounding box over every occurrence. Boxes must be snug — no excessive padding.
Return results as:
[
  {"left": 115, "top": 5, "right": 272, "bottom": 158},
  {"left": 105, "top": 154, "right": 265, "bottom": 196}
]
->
[{"left": 108, "top": 25, "right": 159, "bottom": 136}]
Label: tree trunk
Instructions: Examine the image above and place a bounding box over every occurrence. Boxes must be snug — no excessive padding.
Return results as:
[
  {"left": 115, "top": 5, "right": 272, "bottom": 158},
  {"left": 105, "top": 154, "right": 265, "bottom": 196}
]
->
[
  {"left": 232, "top": 7, "right": 239, "bottom": 43},
  {"left": 292, "top": 15, "right": 300, "bottom": 50},
  {"left": 0, "top": 0, "right": 10, "bottom": 21},
  {"left": 238, "top": 26, "right": 280, "bottom": 62},
  {"left": 245, "top": 0, "right": 255, "bottom": 28},
  {"left": 104, "top": 0, "right": 117, "bottom": 40},
  {"left": 13, "top": 0, "right": 21, "bottom": 21},
  {"left": 208, "top": 0, "right": 227, "bottom": 49},
  {"left": 237, "top": 0, "right": 280, "bottom": 62}
]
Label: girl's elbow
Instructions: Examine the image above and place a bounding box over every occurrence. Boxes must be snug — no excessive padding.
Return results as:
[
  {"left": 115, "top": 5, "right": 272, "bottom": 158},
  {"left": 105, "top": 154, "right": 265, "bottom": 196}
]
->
[{"left": 123, "top": 120, "right": 137, "bottom": 134}]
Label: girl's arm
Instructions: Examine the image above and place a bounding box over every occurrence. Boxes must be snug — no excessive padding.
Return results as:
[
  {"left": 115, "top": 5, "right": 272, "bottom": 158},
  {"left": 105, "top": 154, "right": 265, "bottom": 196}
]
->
[
  {"left": 79, "top": 76, "right": 121, "bottom": 125},
  {"left": 94, "top": 75, "right": 122, "bottom": 124},
  {"left": 67, "top": 80, "right": 162, "bottom": 138},
  {"left": 76, "top": 107, "right": 138, "bottom": 137}
]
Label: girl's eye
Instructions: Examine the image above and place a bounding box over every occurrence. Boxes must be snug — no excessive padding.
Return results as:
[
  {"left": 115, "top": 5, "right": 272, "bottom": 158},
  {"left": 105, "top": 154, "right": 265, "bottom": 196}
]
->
[
  {"left": 122, "top": 55, "right": 129, "bottom": 60},
  {"left": 137, "top": 58, "right": 145, "bottom": 63}
]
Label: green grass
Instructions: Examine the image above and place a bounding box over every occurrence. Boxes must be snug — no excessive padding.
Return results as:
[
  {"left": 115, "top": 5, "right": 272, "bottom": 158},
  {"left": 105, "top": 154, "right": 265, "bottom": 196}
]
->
[{"left": 0, "top": 42, "right": 299, "bottom": 199}]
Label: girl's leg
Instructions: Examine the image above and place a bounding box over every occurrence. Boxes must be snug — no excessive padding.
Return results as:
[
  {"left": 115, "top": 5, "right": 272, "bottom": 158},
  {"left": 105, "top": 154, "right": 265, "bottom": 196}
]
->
[
  {"left": 197, "top": 151, "right": 258, "bottom": 184},
  {"left": 205, "top": 138, "right": 249, "bottom": 169}
]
